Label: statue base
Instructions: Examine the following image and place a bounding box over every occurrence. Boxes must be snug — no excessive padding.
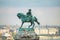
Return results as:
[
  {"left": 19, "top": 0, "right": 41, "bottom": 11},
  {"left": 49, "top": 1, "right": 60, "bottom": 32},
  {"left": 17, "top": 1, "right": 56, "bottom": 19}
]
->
[
  {"left": 15, "top": 28, "right": 39, "bottom": 40},
  {"left": 19, "top": 28, "right": 34, "bottom": 31}
]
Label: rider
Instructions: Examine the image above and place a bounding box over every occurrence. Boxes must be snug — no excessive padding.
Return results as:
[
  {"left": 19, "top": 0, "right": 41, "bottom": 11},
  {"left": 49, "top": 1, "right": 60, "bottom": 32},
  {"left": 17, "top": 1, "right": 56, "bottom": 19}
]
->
[{"left": 26, "top": 9, "right": 32, "bottom": 18}]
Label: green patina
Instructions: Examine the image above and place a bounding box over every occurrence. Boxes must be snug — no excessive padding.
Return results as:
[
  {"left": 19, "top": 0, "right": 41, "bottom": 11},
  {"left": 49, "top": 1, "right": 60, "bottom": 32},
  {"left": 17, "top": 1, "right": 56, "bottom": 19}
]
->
[
  {"left": 17, "top": 13, "right": 40, "bottom": 29},
  {"left": 19, "top": 28, "right": 34, "bottom": 31}
]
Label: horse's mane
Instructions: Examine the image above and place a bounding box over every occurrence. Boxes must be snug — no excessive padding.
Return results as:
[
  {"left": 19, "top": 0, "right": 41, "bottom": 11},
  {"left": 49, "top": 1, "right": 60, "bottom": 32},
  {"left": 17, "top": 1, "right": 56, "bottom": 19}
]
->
[{"left": 17, "top": 13, "right": 25, "bottom": 16}]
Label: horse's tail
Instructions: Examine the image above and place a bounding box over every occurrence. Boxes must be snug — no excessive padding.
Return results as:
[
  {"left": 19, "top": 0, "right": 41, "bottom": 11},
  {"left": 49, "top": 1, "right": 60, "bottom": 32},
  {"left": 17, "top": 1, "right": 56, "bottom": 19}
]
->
[
  {"left": 34, "top": 16, "right": 37, "bottom": 21},
  {"left": 34, "top": 16, "right": 40, "bottom": 25}
]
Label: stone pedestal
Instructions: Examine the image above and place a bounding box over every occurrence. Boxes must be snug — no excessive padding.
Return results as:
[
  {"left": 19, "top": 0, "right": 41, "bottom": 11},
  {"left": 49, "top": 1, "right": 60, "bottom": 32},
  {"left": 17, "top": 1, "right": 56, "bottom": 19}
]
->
[{"left": 14, "top": 28, "right": 39, "bottom": 40}]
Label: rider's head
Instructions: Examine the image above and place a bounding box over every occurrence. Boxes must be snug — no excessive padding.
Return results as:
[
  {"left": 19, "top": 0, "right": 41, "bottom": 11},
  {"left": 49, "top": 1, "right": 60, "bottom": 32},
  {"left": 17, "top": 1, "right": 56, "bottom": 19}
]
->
[{"left": 28, "top": 9, "right": 31, "bottom": 12}]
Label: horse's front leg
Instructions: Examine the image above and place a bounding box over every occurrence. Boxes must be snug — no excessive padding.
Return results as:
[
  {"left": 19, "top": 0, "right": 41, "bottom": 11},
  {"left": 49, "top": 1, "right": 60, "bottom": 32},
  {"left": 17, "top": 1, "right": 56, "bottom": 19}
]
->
[{"left": 20, "top": 22, "right": 24, "bottom": 28}]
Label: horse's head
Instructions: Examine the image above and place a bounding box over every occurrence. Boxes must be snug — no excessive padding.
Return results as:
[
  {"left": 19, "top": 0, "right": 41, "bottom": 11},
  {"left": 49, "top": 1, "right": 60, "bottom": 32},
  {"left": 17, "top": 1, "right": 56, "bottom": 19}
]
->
[{"left": 17, "top": 13, "right": 24, "bottom": 19}]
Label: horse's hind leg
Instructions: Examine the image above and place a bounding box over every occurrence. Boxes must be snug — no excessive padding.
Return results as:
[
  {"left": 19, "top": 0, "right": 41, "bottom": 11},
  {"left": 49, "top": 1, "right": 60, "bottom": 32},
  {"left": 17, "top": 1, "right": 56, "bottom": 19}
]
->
[
  {"left": 28, "top": 22, "right": 35, "bottom": 28},
  {"left": 32, "top": 23, "right": 35, "bottom": 28},
  {"left": 28, "top": 22, "right": 32, "bottom": 28}
]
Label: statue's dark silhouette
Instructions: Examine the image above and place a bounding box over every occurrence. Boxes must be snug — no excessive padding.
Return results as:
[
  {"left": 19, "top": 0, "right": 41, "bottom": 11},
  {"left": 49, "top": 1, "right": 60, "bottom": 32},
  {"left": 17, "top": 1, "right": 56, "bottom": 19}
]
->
[
  {"left": 17, "top": 9, "right": 40, "bottom": 29},
  {"left": 26, "top": 9, "right": 32, "bottom": 17}
]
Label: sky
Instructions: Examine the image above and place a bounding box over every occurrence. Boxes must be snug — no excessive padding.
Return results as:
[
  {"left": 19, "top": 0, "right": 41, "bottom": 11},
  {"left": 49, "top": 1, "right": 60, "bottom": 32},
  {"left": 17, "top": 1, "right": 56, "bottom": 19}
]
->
[
  {"left": 0, "top": 0, "right": 60, "bottom": 7},
  {"left": 0, "top": 0, "right": 60, "bottom": 26}
]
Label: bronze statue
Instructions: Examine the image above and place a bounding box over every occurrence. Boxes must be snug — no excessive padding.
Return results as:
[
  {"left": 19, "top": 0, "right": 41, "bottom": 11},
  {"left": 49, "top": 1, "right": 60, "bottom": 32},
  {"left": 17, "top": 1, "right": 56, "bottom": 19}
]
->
[
  {"left": 26, "top": 9, "right": 32, "bottom": 18},
  {"left": 17, "top": 9, "right": 40, "bottom": 29}
]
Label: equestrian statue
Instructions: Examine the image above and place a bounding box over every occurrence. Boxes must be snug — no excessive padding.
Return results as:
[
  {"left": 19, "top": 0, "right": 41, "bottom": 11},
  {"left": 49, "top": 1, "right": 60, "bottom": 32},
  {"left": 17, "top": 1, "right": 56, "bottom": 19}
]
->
[{"left": 17, "top": 9, "right": 40, "bottom": 29}]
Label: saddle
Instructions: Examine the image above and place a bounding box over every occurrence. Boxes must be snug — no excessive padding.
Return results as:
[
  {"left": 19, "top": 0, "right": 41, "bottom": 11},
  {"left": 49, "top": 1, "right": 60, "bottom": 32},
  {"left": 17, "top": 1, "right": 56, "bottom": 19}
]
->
[{"left": 26, "top": 16, "right": 32, "bottom": 21}]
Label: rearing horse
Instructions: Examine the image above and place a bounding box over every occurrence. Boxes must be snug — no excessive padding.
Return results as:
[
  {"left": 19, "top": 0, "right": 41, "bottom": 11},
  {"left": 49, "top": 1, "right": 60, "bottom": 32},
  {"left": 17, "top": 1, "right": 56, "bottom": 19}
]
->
[{"left": 17, "top": 13, "right": 40, "bottom": 28}]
